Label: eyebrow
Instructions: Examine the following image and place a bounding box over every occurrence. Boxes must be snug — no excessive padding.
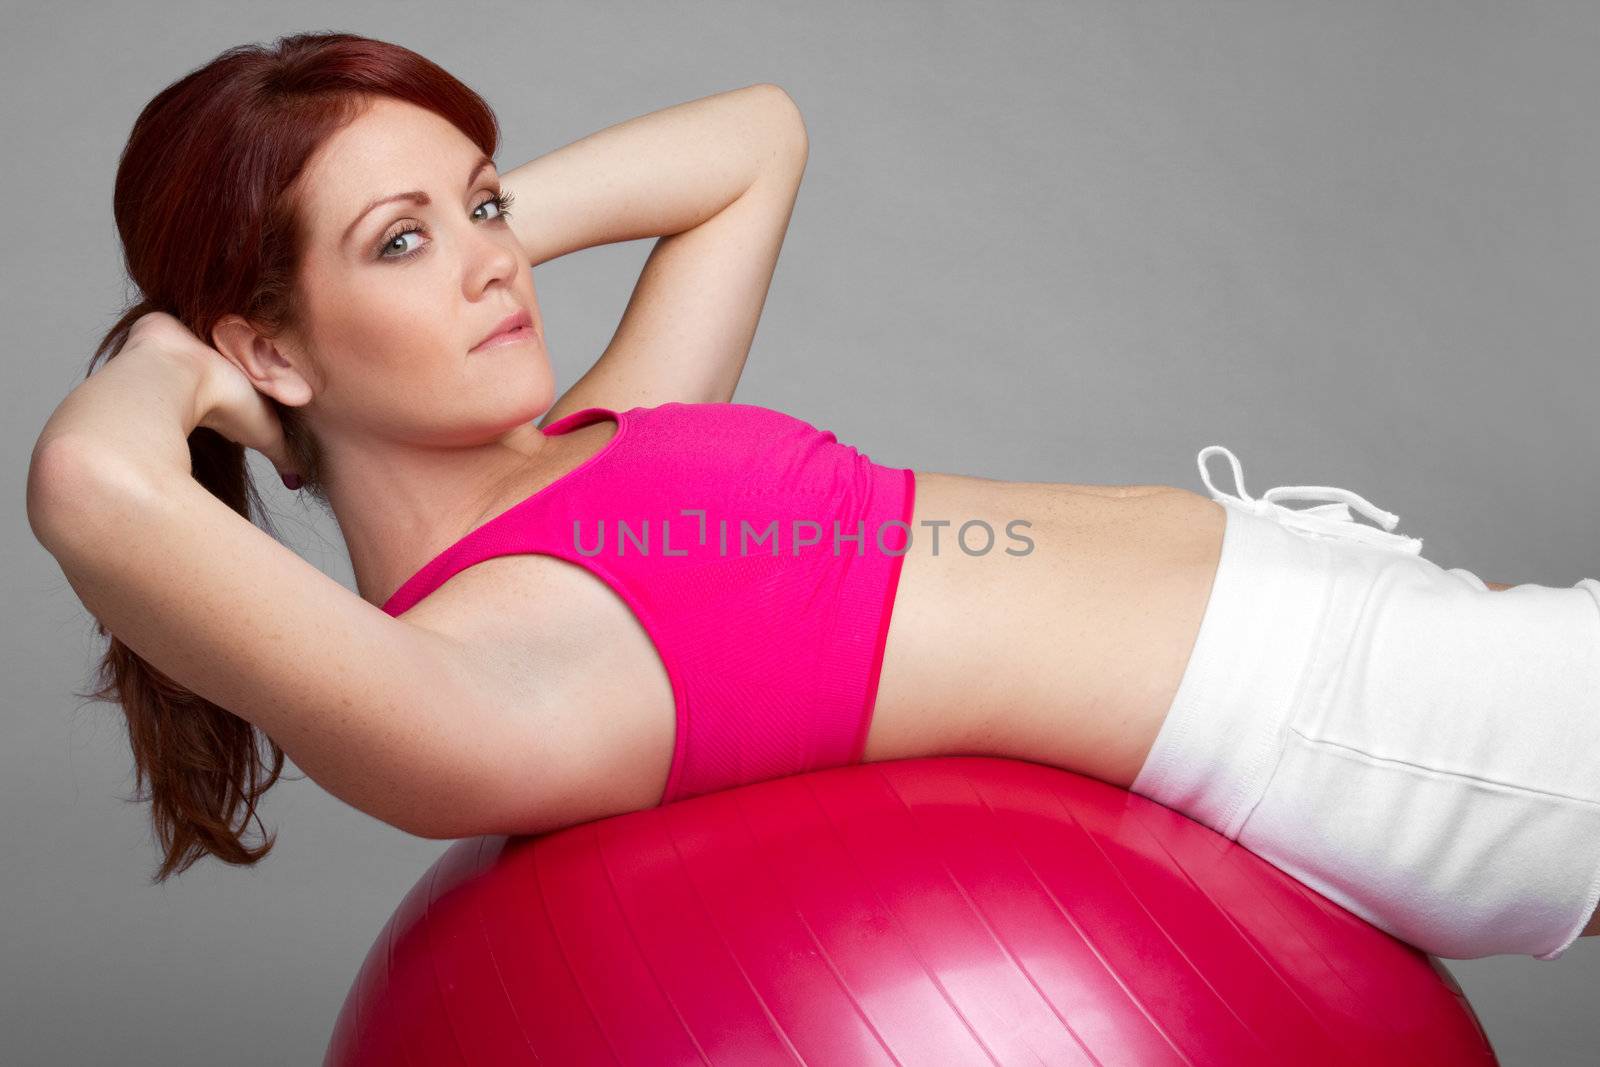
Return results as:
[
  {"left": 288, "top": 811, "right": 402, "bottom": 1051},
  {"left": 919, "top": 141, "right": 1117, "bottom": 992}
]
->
[{"left": 340, "top": 154, "right": 497, "bottom": 250}]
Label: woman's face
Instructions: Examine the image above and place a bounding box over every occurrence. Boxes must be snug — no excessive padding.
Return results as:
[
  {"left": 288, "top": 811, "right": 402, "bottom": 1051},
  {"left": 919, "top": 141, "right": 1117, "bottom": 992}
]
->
[{"left": 280, "top": 95, "right": 553, "bottom": 449}]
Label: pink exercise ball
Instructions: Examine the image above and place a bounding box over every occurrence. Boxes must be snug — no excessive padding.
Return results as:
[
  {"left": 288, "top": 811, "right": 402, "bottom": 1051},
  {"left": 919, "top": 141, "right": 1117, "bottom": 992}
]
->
[{"left": 323, "top": 756, "right": 1496, "bottom": 1065}]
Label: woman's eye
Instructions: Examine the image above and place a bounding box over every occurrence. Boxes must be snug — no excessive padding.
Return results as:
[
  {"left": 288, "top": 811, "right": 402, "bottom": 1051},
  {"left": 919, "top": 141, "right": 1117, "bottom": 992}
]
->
[
  {"left": 380, "top": 229, "right": 424, "bottom": 259},
  {"left": 377, "top": 191, "right": 513, "bottom": 261},
  {"left": 474, "top": 195, "right": 506, "bottom": 222}
]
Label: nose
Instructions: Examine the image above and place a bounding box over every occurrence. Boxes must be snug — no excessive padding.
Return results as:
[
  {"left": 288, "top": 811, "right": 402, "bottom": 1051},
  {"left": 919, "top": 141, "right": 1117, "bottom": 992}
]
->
[{"left": 463, "top": 220, "right": 524, "bottom": 296}]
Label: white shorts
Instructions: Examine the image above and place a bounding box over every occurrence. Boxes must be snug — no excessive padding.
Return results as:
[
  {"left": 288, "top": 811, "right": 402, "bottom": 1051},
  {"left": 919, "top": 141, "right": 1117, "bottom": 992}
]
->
[{"left": 1130, "top": 445, "right": 1600, "bottom": 960}]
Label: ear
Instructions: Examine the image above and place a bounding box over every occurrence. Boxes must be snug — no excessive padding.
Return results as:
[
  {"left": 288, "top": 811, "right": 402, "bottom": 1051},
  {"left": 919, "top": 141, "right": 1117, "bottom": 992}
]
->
[{"left": 211, "top": 315, "right": 315, "bottom": 408}]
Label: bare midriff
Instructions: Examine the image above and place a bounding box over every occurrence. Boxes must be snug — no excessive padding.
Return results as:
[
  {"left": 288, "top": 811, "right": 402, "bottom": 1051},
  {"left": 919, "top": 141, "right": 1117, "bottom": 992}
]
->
[{"left": 863, "top": 471, "right": 1228, "bottom": 790}]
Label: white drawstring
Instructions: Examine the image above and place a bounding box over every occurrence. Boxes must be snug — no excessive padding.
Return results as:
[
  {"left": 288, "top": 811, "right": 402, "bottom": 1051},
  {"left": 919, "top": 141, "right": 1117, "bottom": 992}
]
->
[{"left": 1197, "top": 445, "right": 1424, "bottom": 556}]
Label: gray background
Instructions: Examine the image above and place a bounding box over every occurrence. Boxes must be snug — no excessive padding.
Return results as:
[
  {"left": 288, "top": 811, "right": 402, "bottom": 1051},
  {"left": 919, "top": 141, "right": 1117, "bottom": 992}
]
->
[{"left": 6, "top": 1, "right": 1600, "bottom": 1063}]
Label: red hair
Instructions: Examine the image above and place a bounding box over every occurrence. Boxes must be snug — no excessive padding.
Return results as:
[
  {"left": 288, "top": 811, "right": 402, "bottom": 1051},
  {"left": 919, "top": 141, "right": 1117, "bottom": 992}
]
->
[{"left": 79, "top": 31, "right": 501, "bottom": 882}]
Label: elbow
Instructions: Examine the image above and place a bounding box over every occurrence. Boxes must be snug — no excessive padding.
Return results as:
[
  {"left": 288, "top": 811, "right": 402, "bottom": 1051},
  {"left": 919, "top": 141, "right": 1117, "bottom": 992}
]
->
[
  {"left": 396, "top": 806, "right": 470, "bottom": 841},
  {"left": 751, "top": 83, "right": 809, "bottom": 164},
  {"left": 26, "top": 436, "right": 76, "bottom": 549},
  {"left": 26, "top": 437, "right": 158, "bottom": 573},
  {"left": 398, "top": 792, "right": 514, "bottom": 842},
  {"left": 26, "top": 435, "right": 110, "bottom": 556},
  {"left": 392, "top": 796, "right": 476, "bottom": 841}
]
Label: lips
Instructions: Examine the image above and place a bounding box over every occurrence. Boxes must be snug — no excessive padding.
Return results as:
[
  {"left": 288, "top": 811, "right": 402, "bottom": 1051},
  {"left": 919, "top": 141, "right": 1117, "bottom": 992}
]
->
[{"left": 470, "top": 308, "right": 535, "bottom": 352}]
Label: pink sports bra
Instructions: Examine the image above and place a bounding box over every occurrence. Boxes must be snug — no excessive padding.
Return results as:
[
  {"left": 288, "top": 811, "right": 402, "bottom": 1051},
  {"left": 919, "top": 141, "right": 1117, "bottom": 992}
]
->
[{"left": 380, "top": 402, "right": 917, "bottom": 805}]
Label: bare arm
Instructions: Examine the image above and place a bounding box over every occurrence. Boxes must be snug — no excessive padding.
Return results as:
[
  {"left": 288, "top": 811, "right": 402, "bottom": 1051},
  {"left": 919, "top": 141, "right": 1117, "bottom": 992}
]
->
[
  {"left": 499, "top": 83, "right": 808, "bottom": 416},
  {"left": 26, "top": 340, "right": 565, "bottom": 839}
]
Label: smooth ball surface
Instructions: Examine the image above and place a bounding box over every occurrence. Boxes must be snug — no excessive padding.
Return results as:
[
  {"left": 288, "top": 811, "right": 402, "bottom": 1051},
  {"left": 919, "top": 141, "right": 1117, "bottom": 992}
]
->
[{"left": 324, "top": 756, "right": 1497, "bottom": 1065}]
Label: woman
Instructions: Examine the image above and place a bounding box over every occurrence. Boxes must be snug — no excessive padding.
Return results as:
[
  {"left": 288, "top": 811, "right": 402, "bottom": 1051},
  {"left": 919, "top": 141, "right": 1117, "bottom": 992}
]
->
[{"left": 25, "top": 32, "right": 1600, "bottom": 963}]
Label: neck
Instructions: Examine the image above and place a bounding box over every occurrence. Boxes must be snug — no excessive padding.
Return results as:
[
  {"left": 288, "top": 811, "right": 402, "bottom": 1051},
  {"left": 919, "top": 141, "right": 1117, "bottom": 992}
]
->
[{"left": 316, "top": 417, "right": 560, "bottom": 610}]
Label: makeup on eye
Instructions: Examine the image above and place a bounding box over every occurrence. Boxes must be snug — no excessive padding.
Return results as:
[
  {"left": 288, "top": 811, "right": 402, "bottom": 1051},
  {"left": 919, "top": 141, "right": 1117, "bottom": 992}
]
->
[{"left": 374, "top": 188, "right": 517, "bottom": 261}]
